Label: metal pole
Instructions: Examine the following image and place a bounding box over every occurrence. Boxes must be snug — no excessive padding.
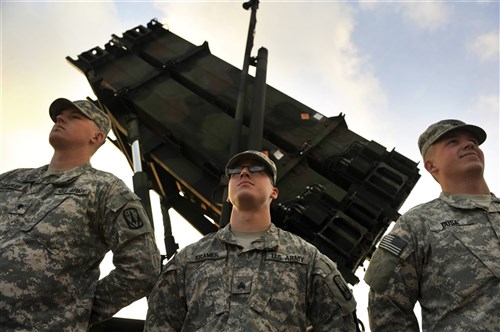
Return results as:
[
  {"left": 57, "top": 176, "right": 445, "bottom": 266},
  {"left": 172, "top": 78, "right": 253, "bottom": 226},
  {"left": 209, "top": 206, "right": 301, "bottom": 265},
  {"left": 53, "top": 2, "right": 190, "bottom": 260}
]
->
[
  {"left": 229, "top": 0, "right": 259, "bottom": 156},
  {"left": 127, "top": 114, "right": 154, "bottom": 229},
  {"left": 248, "top": 47, "right": 268, "bottom": 151},
  {"left": 160, "top": 198, "right": 178, "bottom": 260},
  {"left": 220, "top": 0, "right": 260, "bottom": 227}
]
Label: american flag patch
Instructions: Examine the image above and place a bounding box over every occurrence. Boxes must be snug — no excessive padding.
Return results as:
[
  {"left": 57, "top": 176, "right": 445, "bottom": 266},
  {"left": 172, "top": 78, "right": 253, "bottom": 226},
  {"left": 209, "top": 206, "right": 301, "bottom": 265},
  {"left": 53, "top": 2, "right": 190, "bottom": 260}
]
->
[{"left": 379, "top": 234, "right": 407, "bottom": 257}]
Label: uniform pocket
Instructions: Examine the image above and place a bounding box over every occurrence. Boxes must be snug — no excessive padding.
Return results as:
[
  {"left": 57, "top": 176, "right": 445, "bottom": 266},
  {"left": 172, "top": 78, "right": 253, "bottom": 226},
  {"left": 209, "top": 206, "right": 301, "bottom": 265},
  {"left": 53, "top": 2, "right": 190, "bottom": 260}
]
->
[
  {"left": 7, "top": 199, "right": 32, "bottom": 215},
  {"left": 452, "top": 232, "right": 500, "bottom": 279},
  {"left": 22, "top": 194, "right": 91, "bottom": 255},
  {"left": 250, "top": 260, "right": 306, "bottom": 331},
  {"left": 183, "top": 260, "right": 228, "bottom": 330},
  {"left": 431, "top": 230, "right": 498, "bottom": 304}
]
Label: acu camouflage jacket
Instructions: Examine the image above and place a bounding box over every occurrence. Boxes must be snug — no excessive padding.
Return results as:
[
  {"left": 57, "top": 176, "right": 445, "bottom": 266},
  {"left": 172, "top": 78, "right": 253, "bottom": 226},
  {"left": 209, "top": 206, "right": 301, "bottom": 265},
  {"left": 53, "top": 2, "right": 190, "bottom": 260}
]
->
[
  {"left": 0, "top": 163, "right": 160, "bottom": 331},
  {"left": 365, "top": 193, "right": 500, "bottom": 331},
  {"left": 145, "top": 223, "right": 357, "bottom": 332}
]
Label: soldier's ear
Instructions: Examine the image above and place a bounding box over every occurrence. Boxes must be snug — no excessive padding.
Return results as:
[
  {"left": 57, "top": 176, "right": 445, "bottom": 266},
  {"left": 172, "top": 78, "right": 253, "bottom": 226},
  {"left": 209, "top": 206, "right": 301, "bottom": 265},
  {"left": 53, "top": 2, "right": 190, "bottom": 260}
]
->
[
  {"left": 91, "top": 132, "right": 105, "bottom": 145},
  {"left": 270, "top": 187, "right": 278, "bottom": 199},
  {"left": 424, "top": 160, "right": 437, "bottom": 174}
]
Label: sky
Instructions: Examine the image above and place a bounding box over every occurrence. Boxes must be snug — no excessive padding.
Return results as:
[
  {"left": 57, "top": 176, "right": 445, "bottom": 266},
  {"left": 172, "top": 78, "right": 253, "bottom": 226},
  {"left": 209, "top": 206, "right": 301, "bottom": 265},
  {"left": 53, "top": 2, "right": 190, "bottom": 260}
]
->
[{"left": 1, "top": 1, "right": 499, "bottom": 330}]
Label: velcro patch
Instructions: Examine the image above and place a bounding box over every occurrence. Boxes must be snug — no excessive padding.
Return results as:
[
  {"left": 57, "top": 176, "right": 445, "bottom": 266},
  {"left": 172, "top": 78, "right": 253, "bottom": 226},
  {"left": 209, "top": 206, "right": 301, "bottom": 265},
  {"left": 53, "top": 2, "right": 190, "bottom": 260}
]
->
[
  {"left": 232, "top": 275, "right": 252, "bottom": 294},
  {"left": 123, "top": 208, "right": 144, "bottom": 229},
  {"left": 0, "top": 181, "right": 26, "bottom": 191},
  {"left": 55, "top": 188, "right": 90, "bottom": 195},
  {"left": 194, "top": 252, "right": 222, "bottom": 261},
  {"left": 379, "top": 234, "right": 407, "bottom": 257},
  {"left": 333, "top": 275, "right": 353, "bottom": 300},
  {"left": 266, "top": 252, "right": 306, "bottom": 264},
  {"left": 429, "top": 218, "right": 472, "bottom": 231}
]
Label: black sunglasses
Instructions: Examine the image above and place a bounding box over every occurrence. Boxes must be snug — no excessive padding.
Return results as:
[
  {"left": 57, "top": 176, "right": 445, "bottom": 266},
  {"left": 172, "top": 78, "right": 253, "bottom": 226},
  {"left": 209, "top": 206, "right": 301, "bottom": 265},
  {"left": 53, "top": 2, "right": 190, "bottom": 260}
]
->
[{"left": 226, "top": 165, "right": 266, "bottom": 176}]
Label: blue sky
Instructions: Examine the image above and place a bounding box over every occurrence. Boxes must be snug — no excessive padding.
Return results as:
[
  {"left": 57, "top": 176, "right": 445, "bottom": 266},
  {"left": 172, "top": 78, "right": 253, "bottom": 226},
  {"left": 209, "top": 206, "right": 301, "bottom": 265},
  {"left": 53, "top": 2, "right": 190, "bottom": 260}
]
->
[
  {"left": 354, "top": 3, "right": 498, "bottom": 113},
  {"left": 1, "top": 1, "right": 499, "bottom": 329}
]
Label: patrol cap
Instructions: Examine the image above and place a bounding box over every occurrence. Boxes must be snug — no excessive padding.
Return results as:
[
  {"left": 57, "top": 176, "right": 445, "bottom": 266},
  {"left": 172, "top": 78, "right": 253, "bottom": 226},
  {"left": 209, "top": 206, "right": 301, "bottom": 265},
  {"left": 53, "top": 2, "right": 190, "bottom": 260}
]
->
[
  {"left": 418, "top": 119, "right": 486, "bottom": 159},
  {"left": 49, "top": 98, "right": 111, "bottom": 136},
  {"left": 225, "top": 150, "right": 277, "bottom": 185}
]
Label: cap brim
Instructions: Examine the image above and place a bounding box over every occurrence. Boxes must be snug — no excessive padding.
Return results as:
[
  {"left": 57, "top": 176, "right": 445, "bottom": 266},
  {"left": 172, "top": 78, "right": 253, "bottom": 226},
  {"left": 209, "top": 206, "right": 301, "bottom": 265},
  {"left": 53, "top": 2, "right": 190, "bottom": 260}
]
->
[
  {"left": 49, "top": 98, "right": 78, "bottom": 122},
  {"left": 438, "top": 124, "right": 487, "bottom": 146},
  {"left": 225, "top": 152, "right": 276, "bottom": 183},
  {"left": 226, "top": 153, "right": 265, "bottom": 169}
]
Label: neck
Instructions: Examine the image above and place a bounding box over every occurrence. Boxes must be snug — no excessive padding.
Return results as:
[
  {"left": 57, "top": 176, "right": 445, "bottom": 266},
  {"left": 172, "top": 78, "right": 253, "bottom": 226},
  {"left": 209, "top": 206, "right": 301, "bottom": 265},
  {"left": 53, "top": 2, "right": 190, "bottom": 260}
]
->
[
  {"left": 229, "top": 207, "right": 272, "bottom": 232},
  {"left": 49, "top": 149, "right": 91, "bottom": 170},
  {"left": 440, "top": 176, "right": 490, "bottom": 195}
]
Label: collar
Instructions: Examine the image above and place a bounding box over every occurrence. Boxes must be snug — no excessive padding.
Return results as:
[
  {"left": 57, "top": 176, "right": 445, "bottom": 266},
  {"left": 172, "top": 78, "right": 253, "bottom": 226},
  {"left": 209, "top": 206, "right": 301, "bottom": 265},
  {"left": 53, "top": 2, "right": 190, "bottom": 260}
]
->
[
  {"left": 218, "top": 223, "right": 280, "bottom": 250},
  {"left": 23, "top": 163, "right": 93, "bottom": 185},
  {"left": 440, "top": 192, "right": 499, "bottom": 210}
]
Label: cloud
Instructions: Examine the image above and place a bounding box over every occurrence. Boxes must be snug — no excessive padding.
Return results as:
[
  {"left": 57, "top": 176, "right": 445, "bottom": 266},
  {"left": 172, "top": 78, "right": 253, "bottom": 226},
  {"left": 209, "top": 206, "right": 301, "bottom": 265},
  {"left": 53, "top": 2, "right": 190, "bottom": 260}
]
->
[
  {"left": 260, "top": 4, "right": 389, "bottom": 132},
  {"left": 472, "top": 94, "right": 499, "bottom": 115},
  {"left": 465, "top": 93, "right": 499, "bottom": 140},
  {"left": 154, "top": 2, "right": 388, "bottom": 141},
  {"left": 465, "top": 93, "right": 499, "bottom": 189},
  {"left": 1, "top": 2, "right": 124, "bottom": 172},
  {"left": 399, "top": 2, "right": 452, "bottom": 32},
  {"left": 360, "top": 1, "right": 452, "bottom": 32},
  {"left": 468, "top": 31, "right": 500, "bottom": 62},
  {"left": 1, "top": 2, "right": 160, "bottom": 171}
]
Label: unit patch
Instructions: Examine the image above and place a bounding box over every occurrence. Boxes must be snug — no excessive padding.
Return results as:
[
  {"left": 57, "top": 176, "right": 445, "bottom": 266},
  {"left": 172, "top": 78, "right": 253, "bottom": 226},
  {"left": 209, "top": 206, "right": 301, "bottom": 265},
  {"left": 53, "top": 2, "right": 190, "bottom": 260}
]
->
[{"left": 123, "top": 208, "right": 143, "bottom": 229}]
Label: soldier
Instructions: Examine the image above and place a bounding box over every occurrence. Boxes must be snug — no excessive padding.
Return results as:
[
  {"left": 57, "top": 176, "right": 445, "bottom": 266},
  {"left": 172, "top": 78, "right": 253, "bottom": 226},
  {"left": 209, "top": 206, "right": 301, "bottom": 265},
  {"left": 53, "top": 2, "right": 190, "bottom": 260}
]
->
[
  {"left": 364, "top": 119, "right": 500, "bottom": 331},
  {"left": 145, "top": 150, "right": 358, "bottom": 331},
  {"left": 0, "top": 98, "right": 160, "bottom": 331}
]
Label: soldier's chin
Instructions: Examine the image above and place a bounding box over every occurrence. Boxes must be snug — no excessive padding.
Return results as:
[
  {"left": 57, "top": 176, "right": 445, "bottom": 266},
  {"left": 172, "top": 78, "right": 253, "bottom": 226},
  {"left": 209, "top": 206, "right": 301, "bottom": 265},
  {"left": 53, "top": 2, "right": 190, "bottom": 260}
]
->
[
  {"left": 48, "top": 133, "right": 68, "bottom": 149},
  {"left": 232, "top": 193, "right": 261, "bottom": 209}
]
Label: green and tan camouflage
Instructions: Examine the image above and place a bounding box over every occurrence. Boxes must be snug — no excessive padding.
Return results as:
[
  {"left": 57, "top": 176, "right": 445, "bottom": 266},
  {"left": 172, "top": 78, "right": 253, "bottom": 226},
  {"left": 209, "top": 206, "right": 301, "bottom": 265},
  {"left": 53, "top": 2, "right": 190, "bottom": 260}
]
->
[
  {"left": 364, "top": 193, "right": 500, "bottom": 331},
  {"left": 145, "top": 223, "right": 357, "bottom": 331},
  {"left": 49, "top": 98, "right": 112, "bottom": 136},
  {"left": 225, "top": 150, "right": 278, "bottom": 185},
  {"left": 417, "top": 119, "right": 486, "bottom": 158},
  {"left": 0, "top": 163, "right": 160, "bottom": 331}
]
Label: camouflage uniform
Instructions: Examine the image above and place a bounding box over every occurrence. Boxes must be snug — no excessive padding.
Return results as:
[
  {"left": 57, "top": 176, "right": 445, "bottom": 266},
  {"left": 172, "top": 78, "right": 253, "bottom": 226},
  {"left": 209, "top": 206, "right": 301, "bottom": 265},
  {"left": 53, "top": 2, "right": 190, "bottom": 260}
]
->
[
  {"left": 364, "top": 193, "right": 500, "bottom": 331},
  {"left": 0, "top": 163, "right": 160, "bottom": 331},
  {"left": 145, "top": 223, "right": 357, "bottom": 332}
]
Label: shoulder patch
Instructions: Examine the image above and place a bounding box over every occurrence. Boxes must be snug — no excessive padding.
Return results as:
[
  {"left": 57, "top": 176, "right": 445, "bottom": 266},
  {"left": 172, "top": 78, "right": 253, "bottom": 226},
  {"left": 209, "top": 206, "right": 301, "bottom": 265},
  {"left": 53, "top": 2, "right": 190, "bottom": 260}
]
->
[
  {"left": 379, "top": 234, "right": 407, "bottom": 257},
  {"left": 123, "top": 208, "right": 144, "bottom": 229},
  {"left": 333, "top": 274, "right": 353, "bottom": 300}
]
